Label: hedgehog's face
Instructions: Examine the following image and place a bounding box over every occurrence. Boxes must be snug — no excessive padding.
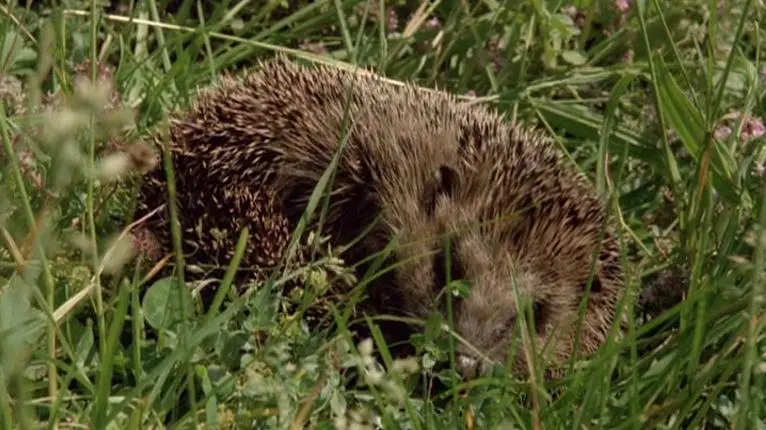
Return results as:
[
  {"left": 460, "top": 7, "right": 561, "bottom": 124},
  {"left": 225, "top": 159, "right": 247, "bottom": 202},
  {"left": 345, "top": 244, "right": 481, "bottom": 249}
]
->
[
  {"left": 426, "top": 217, "right": 583, "bottom": 381},
  {"left": 389, "top": 159, "right": 612, "bottom": 381},
  {"left": 444, "top": 238, "right": 580, "bottom": 380}
]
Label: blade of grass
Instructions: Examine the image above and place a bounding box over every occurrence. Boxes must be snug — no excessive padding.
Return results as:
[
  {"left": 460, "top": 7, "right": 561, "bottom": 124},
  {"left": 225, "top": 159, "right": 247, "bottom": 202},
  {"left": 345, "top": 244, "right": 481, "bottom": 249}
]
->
[{"left": 91, "top": 278, "right": 131, "bottom": 428}]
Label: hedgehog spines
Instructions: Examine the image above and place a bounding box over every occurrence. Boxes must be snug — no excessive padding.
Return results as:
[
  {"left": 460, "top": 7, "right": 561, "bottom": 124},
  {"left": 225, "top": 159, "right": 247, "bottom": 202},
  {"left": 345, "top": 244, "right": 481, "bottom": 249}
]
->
[{"left": 131, "top": 55, "right": 627, "bottom": 380}]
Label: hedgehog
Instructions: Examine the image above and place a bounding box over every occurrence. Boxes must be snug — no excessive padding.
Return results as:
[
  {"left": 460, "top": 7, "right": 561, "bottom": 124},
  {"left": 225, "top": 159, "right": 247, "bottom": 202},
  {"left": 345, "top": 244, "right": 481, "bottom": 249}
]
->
[{"left": 131, "top": 54, "right": 626, "bottom": 380}]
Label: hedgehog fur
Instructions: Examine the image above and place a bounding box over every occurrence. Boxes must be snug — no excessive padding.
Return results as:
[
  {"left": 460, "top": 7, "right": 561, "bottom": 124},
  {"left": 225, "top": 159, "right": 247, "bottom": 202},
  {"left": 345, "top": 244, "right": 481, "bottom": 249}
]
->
[{"left": 132, "top": 54, "right": 626, "bottom": 380}]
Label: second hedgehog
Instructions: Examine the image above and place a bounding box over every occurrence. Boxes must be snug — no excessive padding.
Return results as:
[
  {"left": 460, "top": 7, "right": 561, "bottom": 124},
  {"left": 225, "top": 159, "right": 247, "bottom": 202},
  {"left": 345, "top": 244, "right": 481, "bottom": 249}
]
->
[{"left": 132, "top": 55, "right": 625, "bottom": 380}]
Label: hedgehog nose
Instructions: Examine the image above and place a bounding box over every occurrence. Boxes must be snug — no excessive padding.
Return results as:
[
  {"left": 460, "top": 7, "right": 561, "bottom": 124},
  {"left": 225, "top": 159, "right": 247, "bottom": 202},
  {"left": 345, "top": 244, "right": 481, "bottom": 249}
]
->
[{"left": 457, "top": 354, "right": 481, "bottom": 380}]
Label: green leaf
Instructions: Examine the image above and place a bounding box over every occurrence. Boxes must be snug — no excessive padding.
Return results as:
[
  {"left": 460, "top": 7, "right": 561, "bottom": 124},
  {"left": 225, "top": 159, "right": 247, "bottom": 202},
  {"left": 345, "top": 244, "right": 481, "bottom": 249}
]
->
[
  {"left": 654, "top": 57, "right": 705, "bottom": 156},
  {"left": 561, "top": 50, "right": 587, "bottom": 66},
  {"left": 0, "top": 275, "right": 46, "bottom": 378},
  {"left": 654, "top": 56, "right": 739, "bottom": 203},
  {"left": 142, "top": 276, "right": 194, "bottom": 331},
  {"left": 533, "top": 101, "right": 661, "bottom": 164},
  {"left": 74, "top": 324, "right": 95, "bottom": 371},
  {"left": 220, "top": 332, "right": 248, "bottom": 372},
  {"left": 424, "top": 311, "right": 444, "bottom": 342},
  {"left": 447, "top": 279, "right": 472, "bottom": 298}
]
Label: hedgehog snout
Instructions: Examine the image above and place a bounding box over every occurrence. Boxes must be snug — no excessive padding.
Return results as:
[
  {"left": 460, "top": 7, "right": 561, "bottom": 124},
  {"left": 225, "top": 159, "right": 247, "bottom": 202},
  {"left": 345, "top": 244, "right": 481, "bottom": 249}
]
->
[{"left": 456, "top": 354, "right": 482, "bottom": 380}]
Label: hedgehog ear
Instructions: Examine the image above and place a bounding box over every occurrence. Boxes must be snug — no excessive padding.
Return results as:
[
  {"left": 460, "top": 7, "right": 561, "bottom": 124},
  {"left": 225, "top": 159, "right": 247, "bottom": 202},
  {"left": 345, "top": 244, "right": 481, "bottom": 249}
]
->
[{"left": 424, "top": 165, "right": 458, "bottom": 217}]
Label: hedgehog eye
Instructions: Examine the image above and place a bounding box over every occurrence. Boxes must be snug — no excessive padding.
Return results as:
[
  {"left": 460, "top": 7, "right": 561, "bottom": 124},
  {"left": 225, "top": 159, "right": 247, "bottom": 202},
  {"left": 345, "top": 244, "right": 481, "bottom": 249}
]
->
[
  {"left": 505, "top": 302, "right": 546, "bottom": 336},
  {"left": 581, "top": 276, "right": 602, "bottom": 293},
  {"left": 493, "top": 319, "right": 514, "bottom": 338}
]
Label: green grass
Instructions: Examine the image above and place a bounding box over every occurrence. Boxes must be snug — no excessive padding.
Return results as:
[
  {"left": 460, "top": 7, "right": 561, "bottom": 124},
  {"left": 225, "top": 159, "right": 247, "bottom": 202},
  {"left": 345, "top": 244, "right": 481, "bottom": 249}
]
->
[{"left": 0, "top": 0, "right": 765, "bottom": 428}]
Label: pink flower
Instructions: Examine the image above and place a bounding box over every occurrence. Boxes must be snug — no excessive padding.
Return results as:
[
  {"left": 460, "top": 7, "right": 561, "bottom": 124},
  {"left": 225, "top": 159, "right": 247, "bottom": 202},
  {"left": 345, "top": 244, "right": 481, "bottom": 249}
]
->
[
  {"left": 615, "top": 0, "right": 633, "bottom": 13},
  {"left": 754, "top": 162, "right": 766, "bottom": 178},
  {"left": 562, "top": 5, "right": 586, "bottom": 28},
  {"left": 562, "top": 5, "right": 579, "bottom": 17},
  {"left": 714, "top": 125, "right": 732, "bottom": 140},
  {"left": 387, "top": 9, "right": 399, "bottom": 31},
  {"left": 426, "top": 17, "right": 441, "bottom": 30},
  {"left": 741, "top": 117, "right": 766, "bottom": 142}
]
